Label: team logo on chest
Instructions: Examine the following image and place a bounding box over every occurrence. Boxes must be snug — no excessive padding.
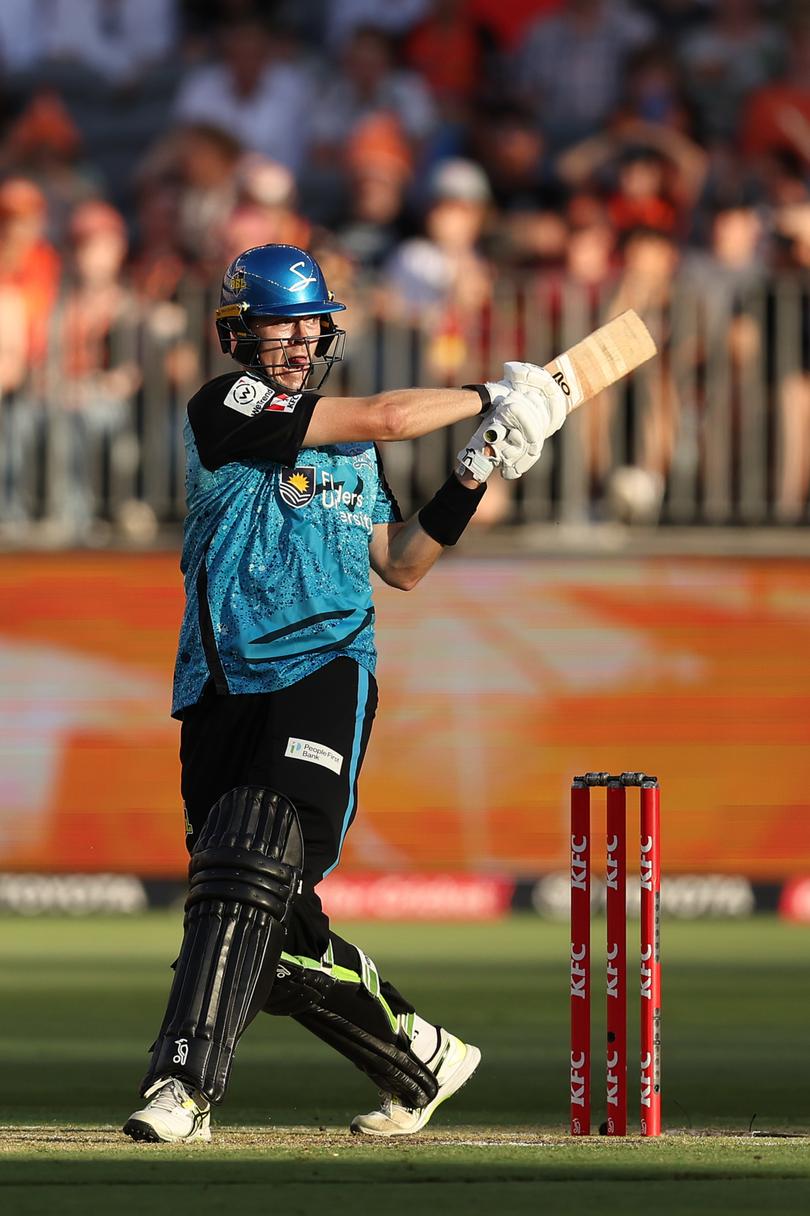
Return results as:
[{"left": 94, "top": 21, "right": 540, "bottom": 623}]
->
[{"left": 279, "top": 466, "right": 316, "bottom": 507}]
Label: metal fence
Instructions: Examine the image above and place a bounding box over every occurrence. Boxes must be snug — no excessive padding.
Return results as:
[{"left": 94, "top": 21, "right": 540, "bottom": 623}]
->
[{"left": 1, "top": 271, "right": 809, "bottom": 543}]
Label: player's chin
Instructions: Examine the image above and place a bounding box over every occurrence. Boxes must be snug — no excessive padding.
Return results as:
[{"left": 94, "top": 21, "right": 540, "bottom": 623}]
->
[{"left": 268, "top": 366, "right": 309, "bottom": 392}]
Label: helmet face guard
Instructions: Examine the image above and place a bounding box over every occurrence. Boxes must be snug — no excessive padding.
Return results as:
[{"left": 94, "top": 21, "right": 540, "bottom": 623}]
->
[
  {"left": 215, "top": 244, "right": 347, "bottom": 391},
  {"left": 215, "top": 303, "right": 346, "bottom": 391}
]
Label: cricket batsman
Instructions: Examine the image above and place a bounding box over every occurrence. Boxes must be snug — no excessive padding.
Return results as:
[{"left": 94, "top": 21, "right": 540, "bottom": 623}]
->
[{"left": 123, "top": 243, "right": 568, "bottom": 1142}]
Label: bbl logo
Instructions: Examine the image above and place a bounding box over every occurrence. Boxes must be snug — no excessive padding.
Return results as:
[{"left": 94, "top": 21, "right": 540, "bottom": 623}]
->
[{"left": 279, "top": 466, "right": 316, "bottom": 508}]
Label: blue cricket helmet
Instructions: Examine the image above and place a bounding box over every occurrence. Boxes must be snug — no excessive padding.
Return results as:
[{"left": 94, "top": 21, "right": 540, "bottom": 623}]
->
[{"left": 215, "top": 243, "right": 347, "bottom": 387}]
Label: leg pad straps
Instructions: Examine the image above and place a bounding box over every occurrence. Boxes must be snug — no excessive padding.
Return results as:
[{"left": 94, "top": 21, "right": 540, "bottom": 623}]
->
[{"left": 266, "top": 952, "right": 438, "bottom": 1109}]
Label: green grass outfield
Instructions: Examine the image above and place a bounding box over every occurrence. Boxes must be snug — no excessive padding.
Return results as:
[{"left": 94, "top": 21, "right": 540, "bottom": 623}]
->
[{"left": 1, "top": 914, "right": 809, "bottom": 1214}]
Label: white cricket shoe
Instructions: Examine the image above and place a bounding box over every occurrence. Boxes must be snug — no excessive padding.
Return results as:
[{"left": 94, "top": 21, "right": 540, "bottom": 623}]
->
[
  {"left": 123, "top": 1076, "right": 211, "bottom": 1143},
  {"left": 350, "top": 1029, "right": 481, "bottom": 1137}
]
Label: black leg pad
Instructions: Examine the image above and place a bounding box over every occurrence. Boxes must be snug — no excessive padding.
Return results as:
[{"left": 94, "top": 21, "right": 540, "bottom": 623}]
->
[
  {"left": 266, "top": 960, "right": 438, "bottom": 1109},
  {"left": 141, "top": 787, "right": 303, "bottom": 1102}
]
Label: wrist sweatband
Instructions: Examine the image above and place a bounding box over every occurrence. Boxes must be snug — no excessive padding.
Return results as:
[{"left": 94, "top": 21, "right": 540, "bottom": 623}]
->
[
  {"left": 462, "top": 384, "right": 492, "bottom": 414},
  {"left": 418, "top": 473, "right": 487, "bottom": 546}
]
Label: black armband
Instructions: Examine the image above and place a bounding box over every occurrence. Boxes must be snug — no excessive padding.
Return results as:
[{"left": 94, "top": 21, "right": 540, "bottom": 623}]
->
[
  {"left": 418, "top": 473, "right": 487, "bottom": 546},
  {"left": 462, "top": 384, "right": 492, "bottom": 414}
]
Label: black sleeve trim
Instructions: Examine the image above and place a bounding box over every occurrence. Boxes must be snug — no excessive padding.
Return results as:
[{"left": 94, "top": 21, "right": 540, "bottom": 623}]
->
[
  {"left": 196, "top": 561, "right": 229, "bottom": 694},
  {"left": 188, "top": 373, "right": 319, "bottom": 471},
  {"left": 373, "top": 443, "right": 404, "bottom": 523}
]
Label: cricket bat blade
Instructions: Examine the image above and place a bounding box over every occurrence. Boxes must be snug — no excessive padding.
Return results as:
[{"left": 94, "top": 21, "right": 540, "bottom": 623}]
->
[{"left": 544, "top": 309, "right": 657, "bottom": 413}]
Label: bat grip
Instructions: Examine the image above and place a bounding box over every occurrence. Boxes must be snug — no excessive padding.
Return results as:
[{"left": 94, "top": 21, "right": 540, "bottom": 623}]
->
[{"left": 483, "top": 422, "right": 507, "bottom": 445}]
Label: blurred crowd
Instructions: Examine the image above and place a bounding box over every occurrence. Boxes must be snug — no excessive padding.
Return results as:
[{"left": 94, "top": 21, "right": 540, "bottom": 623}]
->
[{"left": 2, "top": 0, "right": 810, "bottom": 540}]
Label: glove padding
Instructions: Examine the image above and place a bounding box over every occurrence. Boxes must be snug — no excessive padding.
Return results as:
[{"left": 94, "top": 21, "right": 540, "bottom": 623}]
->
[
  {"left": 458, "top": 363, "right": 570, "bottom": 482},
  {"left": 458, "top": 385, "right": 548, "bottom": 482},
  {"left": 506, "top": 362, "right": 570, "bottom": 429},
  {"left": 484, "top": 362, "right": 570, "bottom": 435}
]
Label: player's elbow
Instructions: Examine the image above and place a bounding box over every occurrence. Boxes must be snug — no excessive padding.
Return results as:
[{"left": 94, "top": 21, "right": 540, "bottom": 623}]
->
[
  {"left": 379, "top": 565, "right": 422, "bottom": 592},
  {"left": 392, "top": 570, "right": 421, "bottom": 592},
  {"left": 373, "top": 394, "right": 409, "bottom": 442}
]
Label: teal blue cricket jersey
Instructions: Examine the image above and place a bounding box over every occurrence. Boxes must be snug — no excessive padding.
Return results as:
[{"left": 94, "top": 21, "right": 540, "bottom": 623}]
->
[{"left": 172, "top": 370, "right": 401, "bottom": 717}]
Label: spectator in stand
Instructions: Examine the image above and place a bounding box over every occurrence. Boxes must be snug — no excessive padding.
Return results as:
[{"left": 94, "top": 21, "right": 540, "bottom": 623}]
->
[
  {"left": 678, "top": 0, "right": 785, "bottom": 144},
  {"left": 3, "top": 1, "right": 181, "bottom": 225},
  {"left": 216, "top": 157, "right": 312, "bottom": 267},
  {"left": 615, "top": 43, "right": 694, "bottom": 136},
  {"left": 490, "top": 195, "right": 569, "bottom": 273},
  {"left": 128, "top": 178, "right": 206, "bottom": 507},
  {"left": 472, "top": 105, "right": 550, "bottom": 212},
  {"left": 468, "top": 0, "right": 563, "bottom": 52},
  {"left": 132, "top": 128, "right": 233, "bottom": 384},
  {"left": 0, "top": 179, "right": 60, "bottom": 529},
  {"left": 633, "top": 0, "right": 704, "bottom": 44},
  {"left": 137, "top": 122, "right": 245, "bottom": 276},
  {"left": 404, "top": 0, "right": 488, "bottom": 136},
  {"left": 686, "top": 194, "right": 768, "bottom": 300},
  {"left": 309, "top": 26, "right": 437, "bottom": 171},
  {"left": 325, "top": 0, "right": 431, "bottom": 48},
  {"left": 683, "top": 195, "right": 770, "bottom": 519},
  {"left": 381, "top": 158, "right": 492, "bottom": 344},
  {"left": 381, "top": 158, "right": 512, "bottom": 524},
  {"left": 741, "top": 20, "right": 810, "bottom": 171},
  {"left": 0, "top": 0, "right": 178, "bottom": 87},
  {"left": 130, "top": 183, "right": 187, "bottom": 304},
  {"left": 562, "top": 199, "right": 617, "bottom": 312},
  {"left": 607, "top": 147, "right": 680, "bottom": 238},
  {"left": 557, "top": 118, "right": 708, "bottom": 243},
  {"left": 597, "top": 227, "right": 683, "bottom": 516},
  {"left": 173, "top": 16, "right": 312, "bottom": 172},
  {"left": 514, "top": 0, "right": 654, "bottom": 151},
  {"left": 0, "top": 178, "right": 60, "bottom": 376},
  {"left": 772, "top": 203, "right": 810, "bottom": 521},
  {"left": 54, "top": 201, "right": 142, "bottom": 539},
  {"left": 337, "top": 115, "right": 415, "bottom": 272},
  {"left": 0, "top": 1, "right": 40, "bottom": 74},
  {"left": 759, "top": 150, "right": 810, "bottom": 209},
  {"left": 175, "top": 125, "right": 243, "bottom": 270},
  {"left": 0, "top": 91, "right": 103, "bottom": 246},
  {"left": 560, "top": 204, "right": 618, "bottom": 494}
]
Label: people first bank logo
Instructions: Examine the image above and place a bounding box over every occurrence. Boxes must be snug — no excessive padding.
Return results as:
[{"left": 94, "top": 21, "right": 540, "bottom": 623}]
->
[{"left": 279, "top": 467, "right": 373, "bottom": 531}]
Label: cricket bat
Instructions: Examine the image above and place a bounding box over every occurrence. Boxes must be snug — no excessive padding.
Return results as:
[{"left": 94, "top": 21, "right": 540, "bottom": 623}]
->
[
  {"left": 466, "top": 309, "right": 657, "bottom": 479},
  {"left": 546, "top": 308, "right": 657, "bottom": 413}
]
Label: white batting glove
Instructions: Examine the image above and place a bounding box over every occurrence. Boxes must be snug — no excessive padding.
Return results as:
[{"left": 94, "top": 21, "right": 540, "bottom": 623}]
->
[
  {"left": 500, "top": 362, "right": 570, "bottom": 434},
  {"left": 457, "top": 386, "right": 548, "bottom": 483}
]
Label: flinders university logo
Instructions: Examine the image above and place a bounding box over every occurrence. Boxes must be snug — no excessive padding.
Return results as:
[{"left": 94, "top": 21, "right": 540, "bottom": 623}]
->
[{"left": 279, "top": 466, "right": 316, "bottom": 508}]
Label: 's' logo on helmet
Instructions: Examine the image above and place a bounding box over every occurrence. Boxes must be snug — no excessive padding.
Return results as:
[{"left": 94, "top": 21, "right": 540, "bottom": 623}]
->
[
  {"left": 229, "top": 269, "right": 246, "bottom": 293},
  {"left": 288, "top": 260, "right": 317, "bottom": 292},
  {"left": 279, "top": 466, "right": 316, "bottom": 508}
]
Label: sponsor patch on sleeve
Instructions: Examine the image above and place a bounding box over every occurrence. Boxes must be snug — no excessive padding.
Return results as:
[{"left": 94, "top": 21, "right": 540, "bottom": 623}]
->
[
  {"left": 265, "top": 391, "right": 302, "bottom": 413},
  {"left": 223, "top": 376, "right": 302, "bottom": 417}
]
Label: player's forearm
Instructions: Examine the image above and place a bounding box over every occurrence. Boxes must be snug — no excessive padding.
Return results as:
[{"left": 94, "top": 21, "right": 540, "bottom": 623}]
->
[
  {"left": 373, "top": 471, "right": 484, "bottom": 589},
  {"left": 380, "top": 387, "right": 483, "bottom": 439},
  {"left": 305, "top": 387, "right": 482, "bottom": 446},
  {"left": 375, "top": 516, "right": 445, "bottom": 590}
]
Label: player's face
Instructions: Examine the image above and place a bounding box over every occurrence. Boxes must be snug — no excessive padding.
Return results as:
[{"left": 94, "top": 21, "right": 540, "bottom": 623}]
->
[{"left": 250, "top": 315, "right": 323, "bottom": 390}]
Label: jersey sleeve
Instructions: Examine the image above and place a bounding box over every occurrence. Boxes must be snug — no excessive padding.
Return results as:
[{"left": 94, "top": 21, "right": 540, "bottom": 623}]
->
[
  {"left": 187, "top": 373, "right": 319, "bottom": 471},
  {"left": 372, "top": 444, "right": 403, "bottom": 524}
]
